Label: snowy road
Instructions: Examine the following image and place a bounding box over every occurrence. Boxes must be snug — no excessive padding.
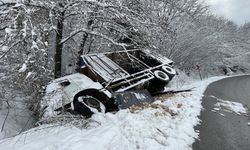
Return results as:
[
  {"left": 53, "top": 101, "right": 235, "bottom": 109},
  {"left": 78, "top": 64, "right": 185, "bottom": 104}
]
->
[{"left": 193, "top": 75, "right": 250, "bottom": 150}]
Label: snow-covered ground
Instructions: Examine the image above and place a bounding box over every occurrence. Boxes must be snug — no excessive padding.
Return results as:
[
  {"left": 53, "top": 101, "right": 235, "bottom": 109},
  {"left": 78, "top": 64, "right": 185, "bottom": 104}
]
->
[
  {"left": 0, "top": 76, "right": 225, "bottom": 150},
  {"left": 0, "top": 91, "right": 35, "bottom": 139}
]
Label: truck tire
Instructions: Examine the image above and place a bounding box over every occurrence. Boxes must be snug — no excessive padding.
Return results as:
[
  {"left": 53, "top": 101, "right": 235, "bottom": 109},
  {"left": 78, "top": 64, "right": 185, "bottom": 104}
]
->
[
  {"left": 74, "top": 95, "right": 106, "bottom": 117},
  {"left": 161, "top": 66, "right": 176, "bottom": 80},
  {"left": 73, "top": 100, "right": 93, "bottom": 118},
  {"left": 154, "top": 70, "right": 169, "bottom": 83},
  {"left": 82, "top": 96, "right": 106, "bottom": 112}
]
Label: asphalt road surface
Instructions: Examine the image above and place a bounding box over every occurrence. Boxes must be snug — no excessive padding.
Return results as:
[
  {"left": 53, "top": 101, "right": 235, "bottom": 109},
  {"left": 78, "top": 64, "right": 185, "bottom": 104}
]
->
[{"left": 193, "top": 75, "right": 250, "bottom": 150}]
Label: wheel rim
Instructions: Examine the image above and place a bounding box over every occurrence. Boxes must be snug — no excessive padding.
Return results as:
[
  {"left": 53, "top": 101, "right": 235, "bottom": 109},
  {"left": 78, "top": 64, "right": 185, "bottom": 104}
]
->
[
  {"left": 158, "top": 71, "right": 166, "bottom": 79},
  {"left": 85, "top": 98, "right": 100, "bottom": 109},
  {"left": 79, "top": 96, "right": 106, "bottom": 113}
]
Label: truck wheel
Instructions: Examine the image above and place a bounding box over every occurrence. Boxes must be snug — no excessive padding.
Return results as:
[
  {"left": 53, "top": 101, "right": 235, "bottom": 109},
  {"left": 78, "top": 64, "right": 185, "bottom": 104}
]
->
[
  {"left": 154, "top": 70, "right": 169, "bottom": 83},
  {"left": 79, "top": 96, "right": 106, "bottom": 113},
  {"left": 74, "top": 95, "right": 106, "bottom": 117},
  {"left": 161, "top": 66, "right": 176, "bottom": 80}
]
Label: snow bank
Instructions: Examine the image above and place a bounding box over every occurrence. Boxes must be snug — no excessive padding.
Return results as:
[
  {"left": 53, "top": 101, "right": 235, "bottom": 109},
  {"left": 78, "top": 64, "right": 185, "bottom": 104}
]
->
[{"left": 0, "top": 76, "right": 225, "bottom": 150}]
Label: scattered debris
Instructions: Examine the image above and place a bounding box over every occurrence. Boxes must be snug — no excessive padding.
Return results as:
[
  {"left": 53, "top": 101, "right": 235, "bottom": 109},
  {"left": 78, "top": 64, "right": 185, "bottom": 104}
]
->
[
  {"left": 114, "top": 90, "right": 154, "bottom": 109},
  {"left": 177, "top": 103, "right": 183, "bottom": 108},
  {"left": 129, "top": 102, "right": 176, "bottom": 116},
  {"left": 153, "top": 93, "right": 175, "bottom": 101}
]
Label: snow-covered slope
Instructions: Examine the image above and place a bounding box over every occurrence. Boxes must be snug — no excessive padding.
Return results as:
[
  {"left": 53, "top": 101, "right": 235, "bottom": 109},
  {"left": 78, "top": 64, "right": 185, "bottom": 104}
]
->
[
  {"left": 0, "top": 92, "right": 35, "bottom": 139},
  {"left": 0, "top": 77, "right": 225, "bottom": 150}
]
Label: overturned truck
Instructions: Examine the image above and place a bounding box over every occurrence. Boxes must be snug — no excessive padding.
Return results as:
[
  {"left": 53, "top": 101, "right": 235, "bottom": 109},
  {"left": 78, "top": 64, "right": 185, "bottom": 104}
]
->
[{"left": 41, "top": 49, "right": 176, "bottom": 117}]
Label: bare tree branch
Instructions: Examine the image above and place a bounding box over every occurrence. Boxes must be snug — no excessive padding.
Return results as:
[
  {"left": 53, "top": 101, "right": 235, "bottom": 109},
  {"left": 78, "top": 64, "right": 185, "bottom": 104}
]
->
[
  {"left": 0, "top": 40, "right": 23, "bottom": 59},
  {"left": 1, "top": 100, "right": 10, "bottom": 132},
  {"left": 60, "top": 28, "right": 130, "bottom": 47}
]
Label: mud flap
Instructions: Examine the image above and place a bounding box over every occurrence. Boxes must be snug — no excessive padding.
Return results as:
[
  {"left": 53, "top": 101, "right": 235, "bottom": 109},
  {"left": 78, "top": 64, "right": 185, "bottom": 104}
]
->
[{"left": 114, "top": 90, "right": 154, "bottom": 109}]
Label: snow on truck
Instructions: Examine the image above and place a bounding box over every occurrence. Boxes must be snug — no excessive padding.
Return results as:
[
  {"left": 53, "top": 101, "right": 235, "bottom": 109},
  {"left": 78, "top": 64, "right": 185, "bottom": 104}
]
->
[{"left": 41, "top": 49, "right": 176, "bottom": 118}]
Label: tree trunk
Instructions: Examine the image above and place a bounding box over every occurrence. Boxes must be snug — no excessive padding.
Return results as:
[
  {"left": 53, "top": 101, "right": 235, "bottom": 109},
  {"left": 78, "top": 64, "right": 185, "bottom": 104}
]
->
[
  {"left": 54, "top": 11, "right": 65, "bottom": 78},
  {"left": 78, "top": 32, "right": 88, "bottom": 56},
  {"left": 78, "top": 20, "right": 93, "bottom": 56},
  {"left": 76, "top": 20, "right": 93, "bottom": 70}
]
